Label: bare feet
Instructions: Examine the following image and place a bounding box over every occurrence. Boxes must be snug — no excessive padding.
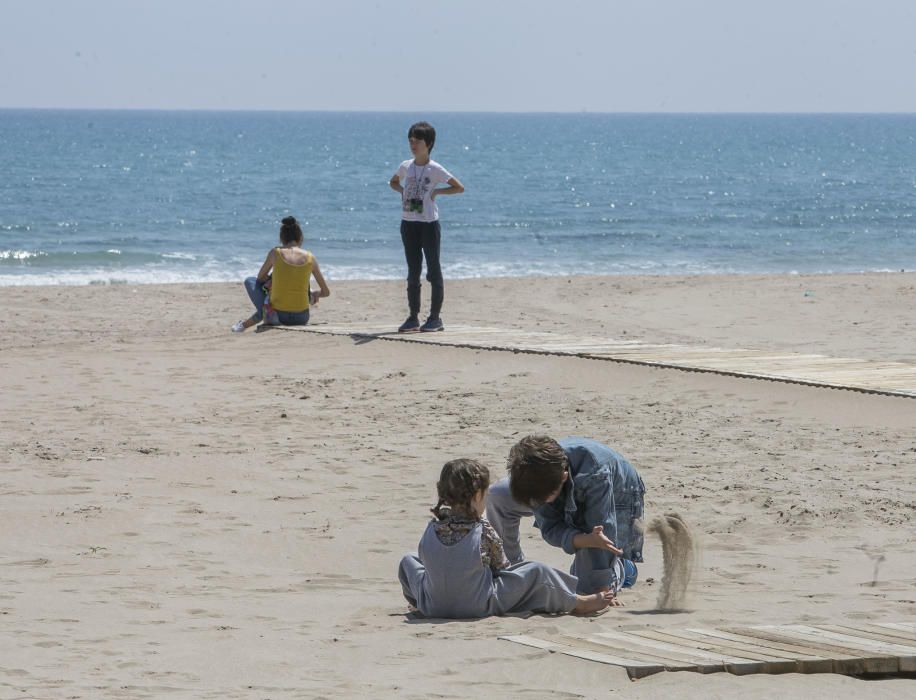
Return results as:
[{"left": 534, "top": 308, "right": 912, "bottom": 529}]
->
[{"left": 572, "top": 590, "right": 619, "bottom": 615}]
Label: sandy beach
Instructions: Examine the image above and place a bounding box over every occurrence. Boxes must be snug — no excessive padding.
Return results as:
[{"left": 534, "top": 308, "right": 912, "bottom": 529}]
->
[{"left": 1, "top": 271, "right": 914, "bottom": 699}]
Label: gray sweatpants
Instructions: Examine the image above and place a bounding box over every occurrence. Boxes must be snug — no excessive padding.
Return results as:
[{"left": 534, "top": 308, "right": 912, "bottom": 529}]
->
[{"left": 398, "top": 521, "right": 578, "bottom": 618}]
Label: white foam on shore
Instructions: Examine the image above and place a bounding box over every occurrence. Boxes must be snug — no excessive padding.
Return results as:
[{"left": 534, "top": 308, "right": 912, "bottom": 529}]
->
[
  {"left": 0, "top": 250, "right": 47, "bottom": 261},
  {"left": 0, "top": 268, "right": 243, "bottom": 287},
  {"left": 0, "top": 261, "right": 905, "bottom": 287}
]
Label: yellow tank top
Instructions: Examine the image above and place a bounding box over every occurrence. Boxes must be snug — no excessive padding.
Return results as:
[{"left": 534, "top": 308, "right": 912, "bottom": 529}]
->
[{"left": 270, "top": 248, "right": 313, "bottom": 312}]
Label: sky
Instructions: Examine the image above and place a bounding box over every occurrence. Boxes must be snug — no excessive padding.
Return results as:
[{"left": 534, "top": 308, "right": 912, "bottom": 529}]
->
[{"left": 2, "top": 0, "right": 915, "bottom": 112}]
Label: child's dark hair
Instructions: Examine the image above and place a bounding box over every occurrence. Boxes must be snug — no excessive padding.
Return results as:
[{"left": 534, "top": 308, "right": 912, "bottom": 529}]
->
[
  {"left": 432, "top": 458, "right": 490, "bottom": 519},
  {"left": 408, "top": 121, "right": 436, "bottom": 153},
  {"left": 279, "top": 216, "right": 303, "bottom": 244},
  {"left": 507, "top": 435, "right": 568, "bottom": 507}
]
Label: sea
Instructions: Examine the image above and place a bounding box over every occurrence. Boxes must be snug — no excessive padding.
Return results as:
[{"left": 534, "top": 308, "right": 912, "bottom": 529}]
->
[{"left": 1, "top": 110, "right": 914, "bottom": 286}]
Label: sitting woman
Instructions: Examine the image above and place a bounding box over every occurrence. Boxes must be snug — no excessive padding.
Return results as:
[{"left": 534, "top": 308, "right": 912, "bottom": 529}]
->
[{"left": 232, "top": 216, "right": 330, "bottom": 332}]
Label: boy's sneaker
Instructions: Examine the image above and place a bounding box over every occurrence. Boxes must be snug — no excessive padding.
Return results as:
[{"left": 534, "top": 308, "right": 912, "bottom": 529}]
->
[
  {"left": 398, "top": 316, "right": 420, "bottom": 333},
  {"left": 610, "top": 558, "right": 638, "bottom": 594},
  {"left": 231, "top": 320, "right": 246, "bottom": 333},
  {"left": 420, "top": 317, "right": 444, "bottom": 332}
]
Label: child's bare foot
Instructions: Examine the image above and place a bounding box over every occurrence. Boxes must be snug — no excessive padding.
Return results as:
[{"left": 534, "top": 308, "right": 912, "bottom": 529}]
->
[
  {"left": 572, "top": 590, "right": 617, "bottom": 615},
  {"left": 596, "top": 586, "right": 625, "bottom": 607}
]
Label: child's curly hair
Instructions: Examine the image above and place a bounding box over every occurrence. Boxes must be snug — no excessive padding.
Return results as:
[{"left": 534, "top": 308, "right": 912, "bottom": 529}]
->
[{"left": 432, "top": 458, "right": 491, "bottom": 519}]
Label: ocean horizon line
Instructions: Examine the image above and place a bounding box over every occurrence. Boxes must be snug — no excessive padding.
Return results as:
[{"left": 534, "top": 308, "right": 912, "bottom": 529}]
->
[{"left": 3, "top": 107, "right": 916, "bottom": 117}]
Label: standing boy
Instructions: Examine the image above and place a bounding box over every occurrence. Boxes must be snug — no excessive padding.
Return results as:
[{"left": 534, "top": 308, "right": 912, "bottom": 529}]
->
[{"left": 389, "top": 121, "right": 464, "bottom": 333}]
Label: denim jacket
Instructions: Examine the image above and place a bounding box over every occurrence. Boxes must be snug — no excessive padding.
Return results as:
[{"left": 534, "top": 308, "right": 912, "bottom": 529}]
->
[{"left": 534, "top": 437, "right": 646, "bottom": 569}]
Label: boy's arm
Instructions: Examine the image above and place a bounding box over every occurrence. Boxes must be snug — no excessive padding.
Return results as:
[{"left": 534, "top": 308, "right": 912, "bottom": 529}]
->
[
  {"left": 574, "top": 470, "right": 623, "bottom": 572},
  {"left": 536, "top": 472, "right": 623, "bottom": 558},
  {"left": 486, "top": 477, "right": 532, "bottom": 564},
  {"left": 389, "top": 173, "right": 403, "bottom": 193},
  {"left": 430, "top": 176, "right": 464, "bottom": 199},
  {"left": 534, "top": 501, "right": 579, "bottom": 555}
]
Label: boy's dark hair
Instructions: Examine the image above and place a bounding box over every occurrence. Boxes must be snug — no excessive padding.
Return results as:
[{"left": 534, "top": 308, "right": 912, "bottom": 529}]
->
[
  {"left": 507, "top": 435, "right": 568, "bottom": 507},
  {"left": 279, "top": 216, "right": 303, "bottom": 245},
  {"left": 432, "top": 458, "right": 490, "bottom": 519},
  {"left": 408, "top": 121, "right": 436, "bottom": 153}
]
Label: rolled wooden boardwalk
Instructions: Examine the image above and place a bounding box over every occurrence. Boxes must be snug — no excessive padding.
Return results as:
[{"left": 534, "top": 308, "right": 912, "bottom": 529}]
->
[
  {"left": 500, "top": 621, "right": 916, "bottom": 678},
  {"left": 290, "top": 323, "right": 916, "bottom": 399}
]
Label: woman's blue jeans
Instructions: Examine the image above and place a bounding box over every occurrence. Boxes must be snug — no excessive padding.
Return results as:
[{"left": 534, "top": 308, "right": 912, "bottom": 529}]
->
[{"left": 244, "top": 277, "right": 310, "bottom": 326}]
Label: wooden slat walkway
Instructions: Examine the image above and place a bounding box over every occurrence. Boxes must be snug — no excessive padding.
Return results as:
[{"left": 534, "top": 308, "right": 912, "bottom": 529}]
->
[
  {"left": 290, "top": 323, "right": 916, "bottom": 398},
  {"left": 500, "top": 622, "right": 916, "bottom": 678}
]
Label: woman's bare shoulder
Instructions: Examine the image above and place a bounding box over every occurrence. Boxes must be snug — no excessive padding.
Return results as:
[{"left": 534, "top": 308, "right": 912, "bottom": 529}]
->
[{"left": 278, "top": 247, "right": 310, "bottom": 265}]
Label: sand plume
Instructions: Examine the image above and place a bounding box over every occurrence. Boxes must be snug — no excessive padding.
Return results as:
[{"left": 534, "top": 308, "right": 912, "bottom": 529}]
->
[{"left": 645, "top": 512, "right": 697, "bottom": 611}]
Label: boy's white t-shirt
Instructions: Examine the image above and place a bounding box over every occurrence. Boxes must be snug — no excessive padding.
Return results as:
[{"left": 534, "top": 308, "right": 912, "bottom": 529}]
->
[{"left": 396, "top": 159, "right": 453, "bottom": 222}]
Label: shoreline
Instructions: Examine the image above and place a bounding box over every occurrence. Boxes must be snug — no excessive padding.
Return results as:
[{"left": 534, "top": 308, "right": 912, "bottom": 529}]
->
[{"left": 0, "top": 267, "right": 912, "bottom": 288}]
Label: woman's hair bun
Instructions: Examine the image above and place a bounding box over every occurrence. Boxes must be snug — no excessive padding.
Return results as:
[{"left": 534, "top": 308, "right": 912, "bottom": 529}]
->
[{"left": 278, "top": 215, "right": 304, "bottom": 244}]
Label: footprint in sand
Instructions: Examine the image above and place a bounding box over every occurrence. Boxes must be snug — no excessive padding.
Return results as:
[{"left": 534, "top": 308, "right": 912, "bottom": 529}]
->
[{"left": 2, "top": 558, "right": 51, "bottom": 567}]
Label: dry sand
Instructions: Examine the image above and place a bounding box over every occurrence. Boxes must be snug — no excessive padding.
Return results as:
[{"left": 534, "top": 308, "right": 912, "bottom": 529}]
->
[{"left": 1, "top": 272, "right": 914, "bottom": 699}]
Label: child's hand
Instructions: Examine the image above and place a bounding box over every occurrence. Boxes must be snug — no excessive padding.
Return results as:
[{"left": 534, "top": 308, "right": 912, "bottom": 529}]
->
[
  {"left": 586, "top": 526, "right": 624, "bottom": 555},
  {"left": 310, "top": 290, "right": 320, "bottom": 305}
]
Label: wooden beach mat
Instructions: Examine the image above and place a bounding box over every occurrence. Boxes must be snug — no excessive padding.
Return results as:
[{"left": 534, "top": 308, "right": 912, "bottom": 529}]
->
[
  {"left": 499, "top": 622, "right": 916, "bottom": 679},
  {"left": 292, "top": 324, "right": 916, "bottom": 398}
]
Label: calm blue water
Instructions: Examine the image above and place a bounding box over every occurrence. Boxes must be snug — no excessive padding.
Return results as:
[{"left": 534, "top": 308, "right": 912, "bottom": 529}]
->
[{"left": 1, "top": 110, "right": 914, "bottom": 285}]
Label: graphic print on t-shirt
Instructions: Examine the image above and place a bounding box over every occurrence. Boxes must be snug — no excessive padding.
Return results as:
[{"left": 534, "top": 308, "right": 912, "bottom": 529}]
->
[{"left": 403, "top": 164, "right": 429, "bottom": 214}]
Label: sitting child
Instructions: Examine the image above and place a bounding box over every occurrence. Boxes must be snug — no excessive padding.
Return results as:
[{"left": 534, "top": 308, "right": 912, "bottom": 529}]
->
[{"left": 398, "top": 458, "right": 614, "bottom": 619}]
